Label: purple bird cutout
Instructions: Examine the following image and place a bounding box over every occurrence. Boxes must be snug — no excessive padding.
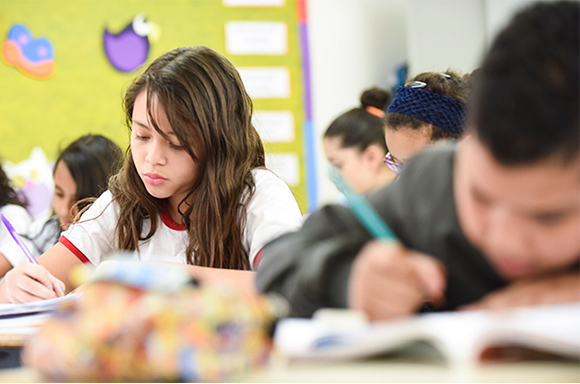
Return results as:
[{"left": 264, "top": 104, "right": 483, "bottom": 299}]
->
[{"left": 103, "top": 14, "right": 152, "bottom": 73}]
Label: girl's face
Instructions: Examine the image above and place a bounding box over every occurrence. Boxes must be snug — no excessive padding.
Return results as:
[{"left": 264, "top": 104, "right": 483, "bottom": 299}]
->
[
  {"left": 384, "top": 125, "right": 432, "bottom": 166},
  {"left": 53, "top": 160, "right": 77, "bottom": 230},
  {"left": 131, "top": 91, "right": 201, "bottom": 221},
  {"left": 323, "top": 136, "right": 384, "bottom": 194}
]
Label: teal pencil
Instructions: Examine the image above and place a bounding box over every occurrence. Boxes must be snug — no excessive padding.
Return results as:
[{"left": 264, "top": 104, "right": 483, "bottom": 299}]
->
[{"left": 328, "top": 167, "right": 398, "bottom": 242}]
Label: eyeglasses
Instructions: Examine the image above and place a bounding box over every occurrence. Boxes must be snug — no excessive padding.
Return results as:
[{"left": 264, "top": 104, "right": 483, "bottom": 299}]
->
[{"left": 383, "top": 152, "right": 401, "bottom": 175}]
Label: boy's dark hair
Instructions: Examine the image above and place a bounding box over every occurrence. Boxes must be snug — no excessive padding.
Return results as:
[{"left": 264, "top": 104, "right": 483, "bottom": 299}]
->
[
  {"left": 324, "top": 108, "right": 388, "bottom": 153},
  {"left": 469, "top": 1, "right": 579, "bottom": 165}
]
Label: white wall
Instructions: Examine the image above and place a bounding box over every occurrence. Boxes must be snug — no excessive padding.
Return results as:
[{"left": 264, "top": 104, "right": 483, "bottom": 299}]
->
[
  {"left": 307, "top": 0, "right": 407, "bottom": 207},
  {"left": 406, "top": 0, "right": 487, "bottom": 76}
]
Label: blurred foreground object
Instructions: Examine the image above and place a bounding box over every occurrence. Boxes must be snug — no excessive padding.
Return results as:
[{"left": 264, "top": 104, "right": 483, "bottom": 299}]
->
[{"left": 22, "top": 259, "right": 279, "bottom": 382}]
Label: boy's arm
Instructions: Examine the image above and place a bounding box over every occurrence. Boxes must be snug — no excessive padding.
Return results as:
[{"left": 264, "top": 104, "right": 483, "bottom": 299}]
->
[
  {"left": 460, "top": 270, "right": 580, "bottom": 310},
  {"left": 255, "top": 204, "right": 373, "bottom": 318}
]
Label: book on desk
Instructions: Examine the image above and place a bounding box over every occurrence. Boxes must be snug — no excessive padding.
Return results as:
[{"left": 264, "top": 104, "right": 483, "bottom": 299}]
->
[
  {"left": 0, "top": 294, "right": 81, "bottom": 347},
  {"left": 274, "top": 302, "right": 580, "bottom": 366}
]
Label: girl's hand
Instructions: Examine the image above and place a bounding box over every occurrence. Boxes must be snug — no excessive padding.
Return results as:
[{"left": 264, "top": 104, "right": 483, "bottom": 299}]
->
[
  {"left": 0, "top": 262, "right": 66, "bottom": 303},
  {"left": 348, "top": 241, "right": 447, "bottom": 321}
]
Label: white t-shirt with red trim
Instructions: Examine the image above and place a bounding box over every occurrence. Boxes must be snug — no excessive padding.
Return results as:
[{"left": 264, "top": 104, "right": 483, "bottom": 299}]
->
[{"left": 60, "top": 169, "right": 303, "bottom": 270}]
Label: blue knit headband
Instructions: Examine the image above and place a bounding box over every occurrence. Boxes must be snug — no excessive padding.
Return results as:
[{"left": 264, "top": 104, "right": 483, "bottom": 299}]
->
[{"left": 387, "top": 86, "right": 467, "bottom": 134}]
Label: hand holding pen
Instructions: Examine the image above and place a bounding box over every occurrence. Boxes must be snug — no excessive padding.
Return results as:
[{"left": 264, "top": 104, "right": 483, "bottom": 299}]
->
[
  {"left": 0, "top": 214, "right": 65, "bottom": 302},
  {"left": 328, "top": 167, "right": 446, "bottom": 321}
]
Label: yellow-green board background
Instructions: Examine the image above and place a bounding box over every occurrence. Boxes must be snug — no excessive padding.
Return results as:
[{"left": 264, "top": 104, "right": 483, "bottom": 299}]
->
[{"left": 0, "top": 0, "right": 307, "bottom": 211}]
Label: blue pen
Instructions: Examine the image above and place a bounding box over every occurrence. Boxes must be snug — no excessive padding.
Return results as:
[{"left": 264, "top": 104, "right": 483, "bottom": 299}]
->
[
  {"left": 328, "top": 167, "right": 398, "bottom": 242},
  {"left": 1, "top": 213, "right": 38, "bottom": 264}
]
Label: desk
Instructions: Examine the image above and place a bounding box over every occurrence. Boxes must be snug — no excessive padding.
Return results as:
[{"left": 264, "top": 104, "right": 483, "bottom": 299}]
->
[
  {"left": 0, "top": 330, "right": 34, "bottom": 370},
  {"left": 243, "top": 357, "right": 580, "bottom": 383},
  {"left": 0, "top": 358, "right": 578, "bottom": 383}
]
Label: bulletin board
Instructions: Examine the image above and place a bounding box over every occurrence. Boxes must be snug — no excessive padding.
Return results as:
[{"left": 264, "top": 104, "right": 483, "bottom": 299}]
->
[{"left": 0, "top": 0, "right": 315, "bottom": 212}]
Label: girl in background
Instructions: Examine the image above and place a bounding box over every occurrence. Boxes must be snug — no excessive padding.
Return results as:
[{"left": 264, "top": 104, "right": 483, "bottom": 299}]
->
[
  {"left": 0, "top": 161, "right": 32, "bottom": 274},
  {"left": 383, "top": 71, "right": 470, "bottom": 175},
  {"left": 24, "top": 134, "right": 123, "bottom": 257},
  {"left": 0, "top": 46, "right": 303, "bottom": 303},
  {"left": 323, "top": 91, "right": 395, "bottom": 194},
  {"left": 360, "top": 87, "right": 390, "bottom": 118}
]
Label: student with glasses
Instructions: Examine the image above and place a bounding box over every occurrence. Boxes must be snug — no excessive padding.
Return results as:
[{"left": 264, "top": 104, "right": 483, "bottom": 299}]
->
[{"left": 383, "top": 71, "right": 472, "bottom": 176}]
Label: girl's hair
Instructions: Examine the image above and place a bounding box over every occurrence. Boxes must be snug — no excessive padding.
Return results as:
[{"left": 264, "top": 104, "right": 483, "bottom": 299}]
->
[
  {"left": 110, "top": 46, "right": 265, "bottom": 270},
  {"left": 0, "top": 162, "right": 26, "bottom": 209},
  {"left": 57, "top": 134, "right": 123, "bottom": 212},
  {"left": 324, "top": 108, "right": 387, "bottom": 153},
  {"left": 360, "top": 87, "right": 391, "bottom": 111},
  {"left": 386, "top": 70, "right": 470, "bottom": 141}
]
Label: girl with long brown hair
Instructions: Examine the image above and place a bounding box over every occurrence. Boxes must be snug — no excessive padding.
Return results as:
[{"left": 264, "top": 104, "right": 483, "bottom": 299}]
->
[{"left": 0, "top": 46, "right": 303, "bottom": 303}]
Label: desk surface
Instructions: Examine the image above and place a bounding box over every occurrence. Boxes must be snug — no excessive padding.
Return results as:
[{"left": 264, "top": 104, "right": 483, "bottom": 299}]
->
[
  {"left": 0, "top": 357, "right": 579, "bottom": 382},
  {"left": 243, "top": 358, "right": 580, "bottom": 383}
]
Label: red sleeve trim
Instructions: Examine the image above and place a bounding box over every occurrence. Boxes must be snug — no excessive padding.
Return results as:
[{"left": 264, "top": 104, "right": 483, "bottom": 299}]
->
[
  {"left": 253, "top": 249, "right": 263, "bottom": 270},
  {"left": 59, "top": 235, "right": 93, "bottom": 265}
]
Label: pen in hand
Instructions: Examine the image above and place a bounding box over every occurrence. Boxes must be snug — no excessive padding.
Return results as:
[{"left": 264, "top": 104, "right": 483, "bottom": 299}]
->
[
  {"left": 1, "top": 213, "right": 37, "bottom": 264},
  {"left": 1, "top": 213, "right": 64, "bottom": 297},
  {"left": 328, "top": 166, "right": 398, "bottom": 242},
  {"left": 328, "top": 167, "right": 446, "bottom": 313}
]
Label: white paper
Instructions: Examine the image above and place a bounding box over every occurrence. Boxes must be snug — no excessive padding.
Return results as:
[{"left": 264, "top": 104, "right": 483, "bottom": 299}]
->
[
  {"left": 222, "top": 0, "right": 286, "bottom": 7},
  {"left": 0, "top": 293, "right": 81, "bottom": 317},
  {"left": 252, "top": 111, "right": 295, "bottom": 142},
  {"left": 226, "top": 21, "right": 288, "bottom": 55},
  {"left": 238, "top": 67, "right": 291, "bottom": 99},
  {"left": 266, "top": 152, "right": 300, "bottom": 186}
]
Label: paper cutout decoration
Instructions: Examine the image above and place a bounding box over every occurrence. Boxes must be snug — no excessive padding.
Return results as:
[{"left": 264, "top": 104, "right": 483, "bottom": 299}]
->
[
  {"left": 2, "top": 146, "right": 54, "bottom": 219},
  {"left": 2, "top": 23, "right": 55, "bottom": 79},
  {"left": 103, "top": 13, "right": 160, "bottom": 73}
]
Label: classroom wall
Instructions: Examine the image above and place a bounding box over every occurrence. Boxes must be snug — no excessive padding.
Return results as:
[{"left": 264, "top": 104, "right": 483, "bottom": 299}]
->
[
  {"left": 0, "top": 0, "right": 312, "bottom": 212},
  {"left": 406, "top": 0, "right": 487, "bottom": 76}
]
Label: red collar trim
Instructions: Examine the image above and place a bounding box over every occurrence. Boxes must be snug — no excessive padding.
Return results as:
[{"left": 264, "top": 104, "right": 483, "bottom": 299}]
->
[{"left": 161, "top": 208, "right": 186, "bottom": 231}]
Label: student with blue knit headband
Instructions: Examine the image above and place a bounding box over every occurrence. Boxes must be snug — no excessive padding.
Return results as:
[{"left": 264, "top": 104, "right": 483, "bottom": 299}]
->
[{"left": 383, "top": 71, "right": 470, "bottom": 176}]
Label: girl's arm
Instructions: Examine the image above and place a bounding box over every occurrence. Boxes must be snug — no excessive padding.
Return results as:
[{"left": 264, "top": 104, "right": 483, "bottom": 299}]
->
[
  {"left": 0, "top": 242, "right": 83, "bottom": 303},
  {"left": 0, "top": 253, "right": 12, "bottom": 278},
  {"left": 180, "top": 264, "right": 257, "bottom": 297}
]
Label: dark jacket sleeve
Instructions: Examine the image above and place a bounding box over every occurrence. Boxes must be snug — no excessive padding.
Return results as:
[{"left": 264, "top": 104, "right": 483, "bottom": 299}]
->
[
  {"left": 254, "top": 148, "right": 441, "bottom": 318},
  {"left": 254, "top": 148, "right": 435, "bottom": 318},
  {"left": 255, "top": 203, "right": 374, "bottom": 318},
  {"left": 255, "top": 145, "right": 508, "bottom": 317}
]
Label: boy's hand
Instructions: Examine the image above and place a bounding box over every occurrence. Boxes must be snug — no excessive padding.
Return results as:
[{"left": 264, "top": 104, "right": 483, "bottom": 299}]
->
[
  {"left": 347, "top": 241, "right": 447, "bottom": 321},
  {"left": 0, "top": 262, "right": 66, "bottom": 303},
  {"left": 460, "top": 271, "right": 580, "bottom": 311}
]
